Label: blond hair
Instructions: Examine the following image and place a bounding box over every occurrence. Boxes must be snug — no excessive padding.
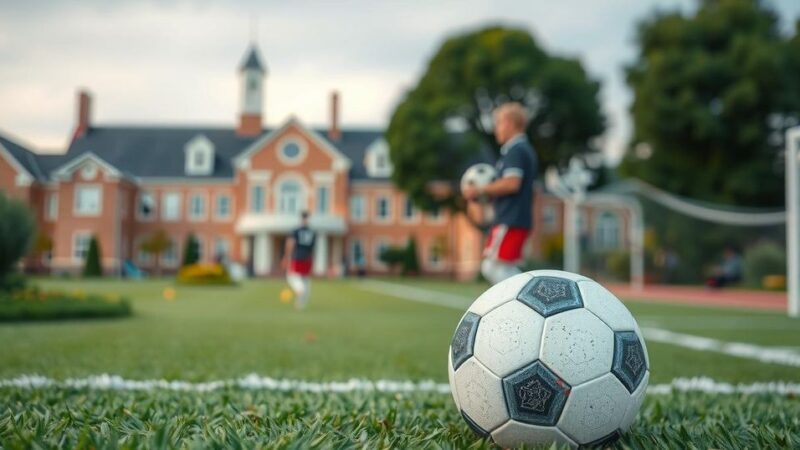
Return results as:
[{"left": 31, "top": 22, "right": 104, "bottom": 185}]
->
[{"left": 495, "top": 102, "right": 529, "bottom": 130}]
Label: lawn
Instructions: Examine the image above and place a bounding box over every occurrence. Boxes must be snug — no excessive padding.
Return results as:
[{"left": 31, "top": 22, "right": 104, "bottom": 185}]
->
[{"left": 1, "top": 277, "right": 799, "bottom": 448}]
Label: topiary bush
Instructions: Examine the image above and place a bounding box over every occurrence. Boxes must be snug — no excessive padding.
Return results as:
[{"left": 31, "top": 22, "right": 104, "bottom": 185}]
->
[
  {"left": 83, "top": 235, "right": 103, "bottom": 277},
  {"left": 743, "top": 241, "right": 786, "bottom": 288}
]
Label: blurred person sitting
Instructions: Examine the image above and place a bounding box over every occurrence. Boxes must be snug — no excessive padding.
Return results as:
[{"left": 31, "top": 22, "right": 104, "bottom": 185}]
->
[{"left": 705, "top": 245, "right": 742, "bottom": 289}]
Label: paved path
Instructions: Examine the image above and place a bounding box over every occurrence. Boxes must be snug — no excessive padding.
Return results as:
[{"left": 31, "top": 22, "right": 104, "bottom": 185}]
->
[{"left": 605, "top": 283, "right": 787, "bottom": 312}]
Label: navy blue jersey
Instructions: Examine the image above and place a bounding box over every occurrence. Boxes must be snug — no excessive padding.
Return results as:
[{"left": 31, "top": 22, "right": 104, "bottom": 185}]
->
[
  {"left": 291, "top": 226, "right": 316, "bottom": 261},
  {"left": 493, "top": 135, "right": 537, "bottom": 229}
]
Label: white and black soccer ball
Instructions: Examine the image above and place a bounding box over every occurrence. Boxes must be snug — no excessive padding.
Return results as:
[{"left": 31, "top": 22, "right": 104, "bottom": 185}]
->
[
  {"left": 460, "top": 163, "right": 498, "bottom": 192},
  {"left": 448, "top": 270, "right": 649, "bottom": 448}
]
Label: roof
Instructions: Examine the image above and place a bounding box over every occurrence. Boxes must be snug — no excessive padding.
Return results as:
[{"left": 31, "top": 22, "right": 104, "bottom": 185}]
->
[
  {"left": 0, "top": 130, "right": 50, "bottom": 181},
  {"left": 239, "top": 45, "right": 266, "bottom": 73},
  {"left": 312, "top": 128, "right": 385, "bottom": 180}
]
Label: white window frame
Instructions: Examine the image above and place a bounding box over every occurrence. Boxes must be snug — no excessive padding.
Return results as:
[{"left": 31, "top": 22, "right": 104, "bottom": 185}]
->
[
  {"left": 73, "top": 184, "right": 102, "bottom": 217},
  {"left": 214, "top": 193, "right": 233, "bottom": 221},
  {"left": 350, "top": 194, "right": 366, "bottom": 223},
  {"left": 542, "top": 204, "right": 558, "bottom": 233},
  {"left": 276, "top": 137, "right": 308, "bottom": 166},
  {"left": 401, "top": 196, "right": 419, "bottom": 224},
  {"left": 276, "top": 178, "right": 306, "bottom": 215},
  {"left": 374, "top": 194, "right": 392, "bottom": 224},
  {"left": 594, "top": 211, "right": 621, "bottom": 250},
  {"left": 161, "top": 192, "right": 182, "bottom": 222},
  {"left": 372, "top": 238, "right": 390, "bottom": 268},
  {"left": 213, "top": 236, "right": 231, "bottom": 262},
  {"left": 72, "top": 231, "right": 92, "bottom": 262},
  {"left": 160, "top": 238, "right": 179, "bottom": 268},
  {"left": 249, "top": 184, "right": 266, "bottom": 213},
  {"left": 316, "top": 184, "right": 331, "bottom": 215},
  {"left": 349, "top": 238, "right": 365, "bottom": 268},
  {"left": 137, "top": 191, "right": 157, "bottom": 222},
  {"left": 188, "top": 192, "right": 208, "bottom": 222},
  {"left": 45, "top": 192, "right": 58, "bottom": 221}
]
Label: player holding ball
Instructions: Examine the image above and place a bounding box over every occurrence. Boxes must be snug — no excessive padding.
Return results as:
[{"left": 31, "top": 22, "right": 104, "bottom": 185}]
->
[{"left": 462, "top": 103, "right": 537, "bottom": 285}]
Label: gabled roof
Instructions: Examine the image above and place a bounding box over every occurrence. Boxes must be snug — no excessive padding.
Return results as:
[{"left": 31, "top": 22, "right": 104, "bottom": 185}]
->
[
  {"left": 0, "top": 130, "right": 46, "bottom": 180},
  {"left": 239, "top": 45, "right": 266, "bottom": 73}
]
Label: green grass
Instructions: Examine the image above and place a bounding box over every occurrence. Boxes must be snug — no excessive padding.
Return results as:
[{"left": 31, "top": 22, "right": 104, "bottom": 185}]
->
[{"left": 1, "top": 277, "right": 800, "bottom": 448}]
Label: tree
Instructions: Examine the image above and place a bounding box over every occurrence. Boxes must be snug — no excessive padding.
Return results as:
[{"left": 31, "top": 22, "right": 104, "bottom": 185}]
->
[
  {"left": 182, "top": 233, "right": 200, "bottom": 267},
  {"left": 83, "top": 235, "right": 102, "bottom": 277},
  {"left": 379, "top": 246, "right": 405, "bottom": 274},
  {"left": 140, "top": 230, "right": 172, "bottom": 276},
  {"left": 0, "top": 192, "right": 35, "bottom": 290},
  {"left": 402, "top": 237, "right": 421, "bottom": 276},
  {"left": 622, "top": 0, "right": 800, "bottom": 207},
  {"left": 386, "top": 25, "right": 605, "bottom": 210}
]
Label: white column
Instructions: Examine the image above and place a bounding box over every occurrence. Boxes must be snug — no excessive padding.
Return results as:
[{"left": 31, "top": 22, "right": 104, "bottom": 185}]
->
[
  {"left": 331, "top": 237, "right": 343, "bottom": 277},
  {"left": 787, "top": 127, "right": 800, "bottom": 318},
  {"left": 314, "top": 233, "right": 328, "bottom": 276},
  {"left": 254, "top": 233, "right": 272, "bottom": 276}
]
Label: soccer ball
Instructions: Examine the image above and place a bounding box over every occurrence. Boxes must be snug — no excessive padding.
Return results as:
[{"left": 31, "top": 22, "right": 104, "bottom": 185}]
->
[
  {"left": 460, "top": 163, "right": 498, "bottom": 192},
  {"left": 448, "top": 270, "right": 649, "bottom": 448}
]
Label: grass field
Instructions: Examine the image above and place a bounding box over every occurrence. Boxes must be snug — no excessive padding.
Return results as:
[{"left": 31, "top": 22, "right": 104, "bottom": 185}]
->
[{"left": 1, "top": 277, "right": 799, "bottom": 448}]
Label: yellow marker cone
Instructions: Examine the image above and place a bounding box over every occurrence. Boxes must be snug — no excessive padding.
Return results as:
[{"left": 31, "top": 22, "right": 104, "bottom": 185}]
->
[
  {"left": 163, "top": 287, "right": 177, "bottom": 301},
  {"left": 280, "top": 288, "right": 293, "bottom": 303}
]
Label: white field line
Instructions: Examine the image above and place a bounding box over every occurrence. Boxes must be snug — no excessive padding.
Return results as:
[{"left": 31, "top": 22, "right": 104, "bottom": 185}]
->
[
  {"left": 641, "top": 328, "right": 800, "bottom": 367},
  {"left": 357, "top": 280, "right": 800, "bottom": 368},
  {"left": 1, "top": 374, "right": 799, "bottom": 396}
]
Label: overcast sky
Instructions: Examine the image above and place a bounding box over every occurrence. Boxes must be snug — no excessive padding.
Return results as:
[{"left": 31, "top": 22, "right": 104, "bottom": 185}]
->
[{"left": 1, "top": 0, "right": 798, "bottom": 164}]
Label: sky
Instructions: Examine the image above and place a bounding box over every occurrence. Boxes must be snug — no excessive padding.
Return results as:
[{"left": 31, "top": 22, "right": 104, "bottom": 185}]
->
[{"left": 0, "top": 0, "right": 798, "bottom": 165}]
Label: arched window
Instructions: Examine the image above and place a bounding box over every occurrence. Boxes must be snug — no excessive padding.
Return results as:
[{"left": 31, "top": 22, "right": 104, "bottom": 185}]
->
[
  {"left": 278, "top": 179, "right": 304, "bottom": 214},
  {"left": 594, "top": 211, "right": 620, "bottom": 250}
]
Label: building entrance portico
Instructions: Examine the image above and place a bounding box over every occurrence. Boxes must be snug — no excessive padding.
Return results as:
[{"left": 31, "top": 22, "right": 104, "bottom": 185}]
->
[{"left": 237, "top": 214, "right": 347, "bottom": 277}]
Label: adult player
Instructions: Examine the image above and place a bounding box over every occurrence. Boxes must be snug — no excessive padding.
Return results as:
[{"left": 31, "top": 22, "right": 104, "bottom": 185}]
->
[
  {"left": 462, "top": 102, "right": 537, "bottom": 285},
  {"left": 282, "top": 211, "right": 316, "bottom": 310}
]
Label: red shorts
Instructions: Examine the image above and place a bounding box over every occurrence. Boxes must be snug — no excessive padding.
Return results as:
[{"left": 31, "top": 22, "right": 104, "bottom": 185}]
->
[
  {"left": 289, "top": 259, "right": 313, "bottom": 276},
  {"left": 483, "top": 225, "right": 530, "bottom": 263}
]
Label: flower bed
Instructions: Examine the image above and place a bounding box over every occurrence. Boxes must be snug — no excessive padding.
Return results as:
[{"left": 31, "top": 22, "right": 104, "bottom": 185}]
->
[
  {"left": 0, "top": 288, "right": 132, "bottom": 322},
  {"left": 176, "top": 263, "right": 235, "bottom": 286}
]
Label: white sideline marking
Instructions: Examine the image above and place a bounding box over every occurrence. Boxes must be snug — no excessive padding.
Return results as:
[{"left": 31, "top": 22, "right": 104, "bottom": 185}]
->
[
  {"left": 1, "top": 374, "right": 800, "bottom": 396},
  {"left": 641, "top": 328, "right": 800, "bottom": 367},
  {"left": 357, "top": 280, "right": 800, "bottom": 368}
]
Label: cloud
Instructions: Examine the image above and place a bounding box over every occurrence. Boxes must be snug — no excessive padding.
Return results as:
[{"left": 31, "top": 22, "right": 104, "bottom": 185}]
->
[{"left": 0, "top": 0, "right": 798, "bottom": 165}]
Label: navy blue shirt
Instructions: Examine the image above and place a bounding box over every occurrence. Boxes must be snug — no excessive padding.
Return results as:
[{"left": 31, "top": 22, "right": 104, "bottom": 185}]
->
[
  {"left": 493, "top": 134, "right": 537, "bottom": 229},
  {"left": 291, "top": 226, "right": 316, "bottom": 261}
]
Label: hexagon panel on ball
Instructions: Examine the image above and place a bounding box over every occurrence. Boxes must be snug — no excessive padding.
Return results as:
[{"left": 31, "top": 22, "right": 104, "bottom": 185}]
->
[
  {"left": 468, "top": 272, "right": 533, "bottom": 316},
  {"left": 540, "top": 308, "right": 615, "bottom": 386},
  {"left": 556, "top": 373, "right": 631, "bottom": 446},
  {"left": 502, "top": 361, "right": 571, "bottom": 427},
  {"left": 578, "top": 280, "right": 638, "bottom": 331},
  {"left": 473, "top": 300, "right": 545, "bottom": 378},
  {"left": 492, "top": 420, "right": 577, "bottom": 449},
  {"left": 454, "top": 358, "right": 510, "bottom": 433}
]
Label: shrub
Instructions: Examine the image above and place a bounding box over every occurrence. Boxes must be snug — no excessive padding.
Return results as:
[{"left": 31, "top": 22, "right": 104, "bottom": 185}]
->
[
  {"left": 140, "top": 230, "right": 172, "bottom": 276},
  {"left": 379, "top": 247, "right": 405, "bottom": 273},
  {"left": 743, "top": 241, "right": 786, "bottom": 288},
  {"left": 402, "top": 237, "right": 420, "bottom": 276},
  {"left": 83, "top": 235, "right": 103, "bottom": 277},
  {"left": 177, "top": 263, "right": 234, "bottom": 285},
  {"left": 0, "top": 192, "right": 35, "bottom": 290},
  {"left": 182, "top": 234, "right": 200, "bottom": 267},
  {"left": 0, "top": 287, "right": 132, "bottom": 322}
]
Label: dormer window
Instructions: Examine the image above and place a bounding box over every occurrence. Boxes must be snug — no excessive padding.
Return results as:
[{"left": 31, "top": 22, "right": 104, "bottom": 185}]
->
[
  {"left": 184, "top": 134, "right": 215, "bottom": 176},
  {"left": 365, "top": 138, "right": 393, "bottom": 178}
]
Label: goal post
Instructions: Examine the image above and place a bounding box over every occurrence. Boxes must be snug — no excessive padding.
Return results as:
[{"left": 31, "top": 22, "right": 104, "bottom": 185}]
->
[{"left": 787, "top": 126, "right": 800, "bottom": 318}]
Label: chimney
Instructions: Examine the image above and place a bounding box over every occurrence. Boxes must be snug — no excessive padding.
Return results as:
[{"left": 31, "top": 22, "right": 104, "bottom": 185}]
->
[
  {"left": 328, "top": 90, "right": 341, "bottom": 141},
  {"left": 72, "top": 90, "right": 92, "bottom": 141},
  {"left": 237, "top": 113, "right": 262, "bottom": 136}
]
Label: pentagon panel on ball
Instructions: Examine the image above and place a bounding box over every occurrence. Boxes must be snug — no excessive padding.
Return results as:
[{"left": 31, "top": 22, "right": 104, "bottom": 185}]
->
[{"left": 517, "top": 274, "right": 584, "bottom": 317}]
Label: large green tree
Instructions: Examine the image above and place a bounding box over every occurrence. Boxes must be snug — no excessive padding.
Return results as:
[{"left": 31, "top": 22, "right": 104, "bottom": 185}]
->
[
  {"left": 386, "top": 26, "right": 605, "bottom": 209},
  {"left": 622, "top": 0, "right": 800, "bottom": 207},
  {"left": 0, "top": 192, "right": 35, "bottom": 290}
]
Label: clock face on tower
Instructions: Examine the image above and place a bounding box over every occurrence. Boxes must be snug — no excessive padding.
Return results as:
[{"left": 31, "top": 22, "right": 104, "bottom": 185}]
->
[{"left": 243, "top": 72, "right": 262, "bottom": 114}]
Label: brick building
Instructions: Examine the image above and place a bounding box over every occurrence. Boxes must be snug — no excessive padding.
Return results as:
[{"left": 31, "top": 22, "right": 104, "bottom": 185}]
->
[{"left": 0, "top": 44, "right": 632, "bottom": 280}]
